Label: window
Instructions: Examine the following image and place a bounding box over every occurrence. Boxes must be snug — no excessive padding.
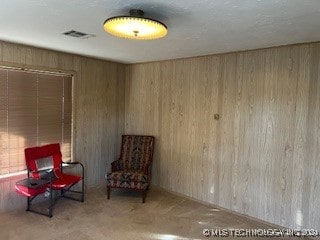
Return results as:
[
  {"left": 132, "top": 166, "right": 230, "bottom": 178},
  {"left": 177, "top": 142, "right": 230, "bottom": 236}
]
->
[{"left": 0, "top": 67, "right": 72, "bottom": 175}]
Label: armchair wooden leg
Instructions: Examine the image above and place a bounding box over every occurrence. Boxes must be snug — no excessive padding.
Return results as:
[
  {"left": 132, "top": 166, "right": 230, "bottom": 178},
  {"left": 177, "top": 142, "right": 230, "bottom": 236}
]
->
[
  {"left": 107, "top": 187, "right": 111, "bottom": 200},
  {"left": 142, "top": 190, "right": 147, "bottom": 203}
]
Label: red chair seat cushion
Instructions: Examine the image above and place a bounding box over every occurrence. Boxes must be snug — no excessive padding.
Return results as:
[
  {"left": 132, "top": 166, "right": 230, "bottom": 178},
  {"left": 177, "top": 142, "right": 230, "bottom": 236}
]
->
[
  {"left": 52, "top": 172, "right": 82, "bottom": 189},
  {"left": 106, "top": 171, "right": 148, "bottom": 190}
]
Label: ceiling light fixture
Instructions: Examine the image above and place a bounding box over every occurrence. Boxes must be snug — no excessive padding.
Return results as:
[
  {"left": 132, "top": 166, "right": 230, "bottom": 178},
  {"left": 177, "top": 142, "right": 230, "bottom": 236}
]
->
[{"left": 103, "top": 9, "right": 167, "bottom": 40}]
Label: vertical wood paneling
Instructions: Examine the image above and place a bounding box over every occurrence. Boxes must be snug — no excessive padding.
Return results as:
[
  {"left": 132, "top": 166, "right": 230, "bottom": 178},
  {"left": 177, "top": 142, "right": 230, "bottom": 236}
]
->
[
  {"left": 124, "top": 42, "right": 320, "bottom": 230},
  {"left": 0, "top": 41, "right": 125, "bottom": 211},
  {"left": 305, "top": 43, "right": 320, "bottom": 229}
]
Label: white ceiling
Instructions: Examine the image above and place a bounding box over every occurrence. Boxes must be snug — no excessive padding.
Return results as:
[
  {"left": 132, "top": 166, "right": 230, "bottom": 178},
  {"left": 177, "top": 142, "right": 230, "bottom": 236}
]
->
[{"left": 1, "top": 0, "right": 320, "bottom": 64}]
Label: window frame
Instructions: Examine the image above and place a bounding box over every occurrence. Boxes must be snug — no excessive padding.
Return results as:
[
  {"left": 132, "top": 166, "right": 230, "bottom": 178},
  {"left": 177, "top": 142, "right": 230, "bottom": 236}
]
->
[{"left": 0, "top": 63, "right": 75, "bottom": 179}]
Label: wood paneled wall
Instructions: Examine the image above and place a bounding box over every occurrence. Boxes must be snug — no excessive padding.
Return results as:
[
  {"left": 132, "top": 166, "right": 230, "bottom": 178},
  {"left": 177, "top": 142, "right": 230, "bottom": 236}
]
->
[
  {"left": 124, "top": 42, "right": 320, "bottom": 230},
  {"left": 1, "top": 39, "right": 319, "bottom": 230},
  {"left": 0, "top": 41, "right": 125, "bottom": 211}
]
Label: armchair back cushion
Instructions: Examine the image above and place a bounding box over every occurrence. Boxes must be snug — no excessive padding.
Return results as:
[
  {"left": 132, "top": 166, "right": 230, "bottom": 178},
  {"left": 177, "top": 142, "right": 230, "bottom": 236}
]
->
[{"left": 119, "top": 135, "right": 154, "bottom": 172}]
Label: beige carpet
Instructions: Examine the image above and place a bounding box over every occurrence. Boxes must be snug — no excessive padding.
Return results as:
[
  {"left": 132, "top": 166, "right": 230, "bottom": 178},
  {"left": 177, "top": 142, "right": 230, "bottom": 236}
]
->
[{"left": 0, "top": 187, "right": 304, "bottom": 240}]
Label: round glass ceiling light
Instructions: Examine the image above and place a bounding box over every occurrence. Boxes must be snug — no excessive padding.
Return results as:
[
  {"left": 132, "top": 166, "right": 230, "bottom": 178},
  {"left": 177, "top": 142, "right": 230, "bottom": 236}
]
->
[{"left": 103, "top": 9, "right": 168, "bottom": 40}]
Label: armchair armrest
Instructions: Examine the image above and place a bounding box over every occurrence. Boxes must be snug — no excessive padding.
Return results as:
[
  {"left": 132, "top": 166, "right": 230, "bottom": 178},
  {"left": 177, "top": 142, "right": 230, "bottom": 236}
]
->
[
  {"left": 111, "top": 159, "right": 123, "bottom": 172},
  {"left": 141, "top": 163, "right": 152, "bottom": 187}
]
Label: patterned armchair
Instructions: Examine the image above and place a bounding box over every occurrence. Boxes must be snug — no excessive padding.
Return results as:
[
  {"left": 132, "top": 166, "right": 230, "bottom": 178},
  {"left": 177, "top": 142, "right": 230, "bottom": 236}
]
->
[{"left": 106, "top": 135, "right": 154, "bottom": 203}]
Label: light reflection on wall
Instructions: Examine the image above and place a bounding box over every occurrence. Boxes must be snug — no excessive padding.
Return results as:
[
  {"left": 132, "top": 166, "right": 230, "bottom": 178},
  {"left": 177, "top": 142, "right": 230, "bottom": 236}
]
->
[
  {"left": 210, "top": 184, "right": 214, "bottom": 194},
  {"left": 296, "top": 210, "right": 303, "bottom": 228}
]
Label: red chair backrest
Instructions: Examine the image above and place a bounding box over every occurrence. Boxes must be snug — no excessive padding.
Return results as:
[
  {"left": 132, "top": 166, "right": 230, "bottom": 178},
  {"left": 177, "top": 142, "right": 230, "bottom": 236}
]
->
[{"left": 25, "top": 143, "right": 62, "bottom": 178}]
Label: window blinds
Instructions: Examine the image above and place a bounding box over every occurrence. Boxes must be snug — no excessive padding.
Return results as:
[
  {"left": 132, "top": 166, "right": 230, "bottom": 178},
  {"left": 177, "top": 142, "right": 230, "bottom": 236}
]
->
[{"left": 0, "top": 68, "right": 72, "bottom": 175}]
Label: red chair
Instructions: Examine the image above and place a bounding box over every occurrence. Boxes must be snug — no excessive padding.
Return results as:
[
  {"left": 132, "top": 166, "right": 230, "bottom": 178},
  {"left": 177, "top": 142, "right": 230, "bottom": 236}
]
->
[{"left": 15, "top": 143, "right": 84, "bottom": 217}]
